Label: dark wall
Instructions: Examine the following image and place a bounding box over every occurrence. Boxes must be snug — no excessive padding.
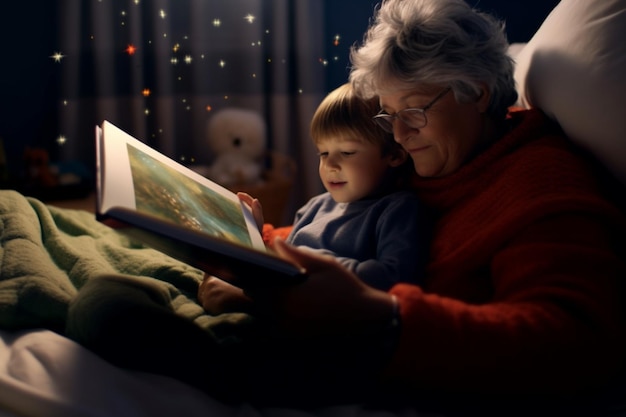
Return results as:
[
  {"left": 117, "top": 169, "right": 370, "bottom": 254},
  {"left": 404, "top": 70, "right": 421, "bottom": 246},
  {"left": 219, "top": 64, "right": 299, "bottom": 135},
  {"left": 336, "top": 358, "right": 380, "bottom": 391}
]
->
[
  {"left": 323, "top": 0, "right": 561, "bottom": 90},
  {"left": 472, "top": 0, "right": 560, "bottom": 43},
  {"left": 0, "top": 1, "right": 59, "bottom": 180}
]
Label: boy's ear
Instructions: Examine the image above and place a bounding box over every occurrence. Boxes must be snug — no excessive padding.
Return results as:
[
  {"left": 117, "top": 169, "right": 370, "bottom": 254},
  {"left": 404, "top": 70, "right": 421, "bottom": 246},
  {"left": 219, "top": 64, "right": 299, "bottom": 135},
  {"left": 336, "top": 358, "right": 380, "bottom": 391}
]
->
[{"left": 388, "top": 147, "right": 408, "bottom": 167}]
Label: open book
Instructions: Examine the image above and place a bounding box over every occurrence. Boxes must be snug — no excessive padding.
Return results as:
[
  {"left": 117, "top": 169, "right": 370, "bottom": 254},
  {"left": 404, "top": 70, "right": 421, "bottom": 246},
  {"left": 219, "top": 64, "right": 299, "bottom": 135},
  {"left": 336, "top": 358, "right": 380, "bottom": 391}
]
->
[{"left": 95, "top": 120, "right": 306, "bottom": 286}]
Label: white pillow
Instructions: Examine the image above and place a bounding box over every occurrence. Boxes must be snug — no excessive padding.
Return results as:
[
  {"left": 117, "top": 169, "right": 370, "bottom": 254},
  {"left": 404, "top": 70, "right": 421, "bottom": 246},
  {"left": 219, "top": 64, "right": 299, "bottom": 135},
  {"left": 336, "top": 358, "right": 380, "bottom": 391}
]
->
[{"left": 513, "top": 0, "right": 626, "bottom": 185}]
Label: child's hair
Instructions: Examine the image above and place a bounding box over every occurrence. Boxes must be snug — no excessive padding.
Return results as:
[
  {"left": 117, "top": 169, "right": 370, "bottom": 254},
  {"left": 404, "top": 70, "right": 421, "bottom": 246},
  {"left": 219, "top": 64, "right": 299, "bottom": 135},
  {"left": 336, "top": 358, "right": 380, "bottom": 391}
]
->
[{"left": 310, "top": 83, "right": 400, "bottom": 157}]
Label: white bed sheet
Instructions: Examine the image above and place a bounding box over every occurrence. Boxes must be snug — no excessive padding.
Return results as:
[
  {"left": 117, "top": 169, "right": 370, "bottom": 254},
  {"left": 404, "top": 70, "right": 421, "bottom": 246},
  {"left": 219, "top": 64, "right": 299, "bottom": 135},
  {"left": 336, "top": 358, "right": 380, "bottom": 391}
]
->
[{"left": 0, "top": 329, "right": 433, "bottom": 417}]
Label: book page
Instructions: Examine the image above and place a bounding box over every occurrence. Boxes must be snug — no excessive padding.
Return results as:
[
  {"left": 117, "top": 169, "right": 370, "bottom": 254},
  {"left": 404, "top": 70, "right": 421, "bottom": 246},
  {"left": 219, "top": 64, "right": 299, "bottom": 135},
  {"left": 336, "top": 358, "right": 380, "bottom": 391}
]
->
[{"left": 98, "top": 120, "right": 266, "bottom": 251}]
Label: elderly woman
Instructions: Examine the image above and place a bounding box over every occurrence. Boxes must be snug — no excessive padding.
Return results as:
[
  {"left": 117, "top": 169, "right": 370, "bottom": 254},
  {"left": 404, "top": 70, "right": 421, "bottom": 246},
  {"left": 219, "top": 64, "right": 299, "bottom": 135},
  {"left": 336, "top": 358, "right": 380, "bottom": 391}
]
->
[{"left": 200, "top": 0, "right": 626, "bottom": 410}]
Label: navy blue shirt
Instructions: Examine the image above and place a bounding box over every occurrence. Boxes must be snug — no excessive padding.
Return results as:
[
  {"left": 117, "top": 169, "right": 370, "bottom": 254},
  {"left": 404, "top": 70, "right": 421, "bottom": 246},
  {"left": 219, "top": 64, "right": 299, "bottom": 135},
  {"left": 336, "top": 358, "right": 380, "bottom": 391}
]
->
[{"left": 287, "top": 191, "right": 429, "bottom": 290}]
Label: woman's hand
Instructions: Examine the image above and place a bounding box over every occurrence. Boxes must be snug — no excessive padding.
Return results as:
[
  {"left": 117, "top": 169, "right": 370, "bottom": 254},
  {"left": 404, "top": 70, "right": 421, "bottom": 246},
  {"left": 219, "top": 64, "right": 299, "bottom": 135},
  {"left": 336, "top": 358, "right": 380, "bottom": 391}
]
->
[
  {"left": 244, "top": 238, "right": 395, "bottom": 340},
  {"left": 237, "top": 192, "right": 264, "bottom": 232},
  {"left": 197, "top": 274, "right": 254, "bottom": 315}
]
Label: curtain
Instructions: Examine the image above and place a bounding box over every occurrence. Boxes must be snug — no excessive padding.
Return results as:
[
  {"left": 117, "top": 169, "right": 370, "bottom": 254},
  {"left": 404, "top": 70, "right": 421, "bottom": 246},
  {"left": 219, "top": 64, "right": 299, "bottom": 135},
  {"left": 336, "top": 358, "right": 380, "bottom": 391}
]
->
[{"left": 56, "top": 0, "right": 328, "bottom": 223}]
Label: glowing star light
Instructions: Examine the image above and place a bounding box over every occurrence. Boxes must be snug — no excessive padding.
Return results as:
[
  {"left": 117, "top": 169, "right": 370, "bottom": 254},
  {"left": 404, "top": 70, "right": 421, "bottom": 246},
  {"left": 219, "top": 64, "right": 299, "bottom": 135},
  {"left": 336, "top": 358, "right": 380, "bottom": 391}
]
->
[
  {"left": 333, "top": 34, "right": 341, "bottom": 46},
  {"left": 50, "top": 52, "right": 65, "bottom": 62},
  {"left": 159, "top": 9, "right": 167, "bottom": 19},
  {"left": 142, "top": 88, "right": 151, "bottom": 97},
  {"left": 125, "top": 44, "right": 137, "bottom": 55},
  {"left": 184, "top": 55, "right": 192, "bottom": 64},
  {"left": 244, "top": 14, "right": 255, "bottom": 23},
  {"left": 213, "top": 19, "right": 221, "bottom": 27}
]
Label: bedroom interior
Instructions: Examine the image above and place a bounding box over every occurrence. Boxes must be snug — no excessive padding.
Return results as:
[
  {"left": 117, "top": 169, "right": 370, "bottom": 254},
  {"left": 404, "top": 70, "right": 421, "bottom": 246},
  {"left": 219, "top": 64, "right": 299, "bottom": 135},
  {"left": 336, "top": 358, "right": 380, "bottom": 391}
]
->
[
  {"left": 0, "top": 0, "right": 558, "bottom": 223},
  {"left": 2, "top": 0, "right": 626, "bottom": 416}
]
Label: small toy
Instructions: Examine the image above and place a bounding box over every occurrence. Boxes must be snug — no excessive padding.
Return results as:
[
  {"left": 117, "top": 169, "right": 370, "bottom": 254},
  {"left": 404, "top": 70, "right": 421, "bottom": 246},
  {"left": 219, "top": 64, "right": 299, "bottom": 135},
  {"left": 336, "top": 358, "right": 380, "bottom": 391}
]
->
[
  {"left": 23, "top": 147, "right": 59, "bottom": 187},
  {"left": 206, "top": 108, "right": 267, "bottom": 186}
]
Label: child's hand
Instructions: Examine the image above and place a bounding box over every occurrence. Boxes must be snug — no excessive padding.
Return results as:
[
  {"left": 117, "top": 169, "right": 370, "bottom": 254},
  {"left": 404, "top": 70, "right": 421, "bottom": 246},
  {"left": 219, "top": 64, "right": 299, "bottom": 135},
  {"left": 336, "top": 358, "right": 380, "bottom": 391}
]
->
[
  {"left": 197, "top": 274, "right": 254, "bottom": 314},
  {"left": 237, "top": 192, "right": 264, "bottom": 231}
]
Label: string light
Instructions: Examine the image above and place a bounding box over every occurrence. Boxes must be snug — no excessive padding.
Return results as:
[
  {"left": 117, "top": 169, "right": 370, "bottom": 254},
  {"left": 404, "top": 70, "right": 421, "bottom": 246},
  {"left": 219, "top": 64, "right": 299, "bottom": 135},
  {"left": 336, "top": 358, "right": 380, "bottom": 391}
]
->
[
  {"left": 50, "top": 52, "right": 65, "bottom": 62},
  {"left": 50, "top": 5, "right": 349, "bottom": 155}
]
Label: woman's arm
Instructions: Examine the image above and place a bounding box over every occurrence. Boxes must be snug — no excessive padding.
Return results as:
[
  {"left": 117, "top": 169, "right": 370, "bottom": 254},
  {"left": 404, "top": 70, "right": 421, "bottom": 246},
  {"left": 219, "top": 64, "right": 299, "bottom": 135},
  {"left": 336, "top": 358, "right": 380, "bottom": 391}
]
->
[
  {"left": 384, "top": 212, "right": 626, "bottom": 395},
  {"left": 198, "top": 238, "right": 396, "bottom": 340}
]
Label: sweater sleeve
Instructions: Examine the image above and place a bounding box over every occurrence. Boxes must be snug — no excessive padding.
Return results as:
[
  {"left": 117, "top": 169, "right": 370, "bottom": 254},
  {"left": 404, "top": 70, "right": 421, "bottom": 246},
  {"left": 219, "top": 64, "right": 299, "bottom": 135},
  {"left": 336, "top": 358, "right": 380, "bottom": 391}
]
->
[{"left": 384, "top": 210, "right": 626, "bottom": 396}]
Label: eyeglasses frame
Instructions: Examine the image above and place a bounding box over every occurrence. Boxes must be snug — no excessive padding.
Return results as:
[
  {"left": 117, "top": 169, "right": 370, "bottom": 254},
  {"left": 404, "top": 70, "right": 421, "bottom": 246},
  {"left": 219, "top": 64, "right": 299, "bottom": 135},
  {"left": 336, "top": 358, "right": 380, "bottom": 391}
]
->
[{"left": 373, "top": 87, "right": 452, "bottom": 133}]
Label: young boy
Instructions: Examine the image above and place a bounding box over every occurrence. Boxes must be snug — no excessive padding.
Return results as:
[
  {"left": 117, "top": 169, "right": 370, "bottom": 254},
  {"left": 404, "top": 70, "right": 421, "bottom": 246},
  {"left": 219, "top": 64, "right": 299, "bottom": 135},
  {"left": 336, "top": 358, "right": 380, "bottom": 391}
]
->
[{"left": 242, "top": 82, "right": 429, "bottom": 290}]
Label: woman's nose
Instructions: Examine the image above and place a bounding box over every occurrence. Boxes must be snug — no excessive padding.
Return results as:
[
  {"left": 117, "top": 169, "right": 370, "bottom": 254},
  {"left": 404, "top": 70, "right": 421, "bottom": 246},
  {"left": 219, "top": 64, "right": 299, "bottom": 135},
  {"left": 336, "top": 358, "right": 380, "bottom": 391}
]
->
[{"left": 393, "top": 121, "right": 415, "bottom": 143}]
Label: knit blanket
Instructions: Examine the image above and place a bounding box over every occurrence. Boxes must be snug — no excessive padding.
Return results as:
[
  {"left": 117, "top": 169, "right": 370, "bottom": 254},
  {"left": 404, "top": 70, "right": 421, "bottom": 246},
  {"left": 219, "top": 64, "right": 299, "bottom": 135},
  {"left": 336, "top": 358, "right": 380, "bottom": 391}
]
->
[{"left": 0, "top": 189, "right": 250, "bottom": 339}]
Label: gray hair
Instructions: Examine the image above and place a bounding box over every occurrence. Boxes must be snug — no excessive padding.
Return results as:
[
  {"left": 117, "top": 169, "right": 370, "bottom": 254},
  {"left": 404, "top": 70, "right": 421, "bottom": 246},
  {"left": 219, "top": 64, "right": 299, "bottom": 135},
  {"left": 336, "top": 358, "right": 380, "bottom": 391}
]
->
[{"left": 349, "top": 0, "right": 518, "bottom": 119}]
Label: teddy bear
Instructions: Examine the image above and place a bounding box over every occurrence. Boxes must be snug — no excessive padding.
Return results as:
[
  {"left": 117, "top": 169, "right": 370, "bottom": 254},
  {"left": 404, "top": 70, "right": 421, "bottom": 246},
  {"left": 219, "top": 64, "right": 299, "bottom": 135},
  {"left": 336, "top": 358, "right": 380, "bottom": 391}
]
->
[{"left": 206, "top": 108, "right": 267, "bottom": 187}]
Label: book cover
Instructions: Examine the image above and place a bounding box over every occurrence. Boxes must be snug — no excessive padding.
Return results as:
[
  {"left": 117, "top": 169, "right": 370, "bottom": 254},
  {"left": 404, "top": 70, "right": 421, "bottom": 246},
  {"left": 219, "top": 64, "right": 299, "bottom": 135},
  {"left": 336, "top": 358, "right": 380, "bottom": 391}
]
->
[{"left": 95, "top": 120, "right": 306, "bottom": 286}]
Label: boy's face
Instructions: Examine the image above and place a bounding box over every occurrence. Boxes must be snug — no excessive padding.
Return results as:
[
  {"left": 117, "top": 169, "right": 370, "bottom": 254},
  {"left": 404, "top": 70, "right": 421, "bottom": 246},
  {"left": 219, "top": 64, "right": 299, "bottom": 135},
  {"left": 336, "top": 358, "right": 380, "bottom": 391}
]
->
[{"left": 316, "top": 136, "right": 400, "bottom": 203}]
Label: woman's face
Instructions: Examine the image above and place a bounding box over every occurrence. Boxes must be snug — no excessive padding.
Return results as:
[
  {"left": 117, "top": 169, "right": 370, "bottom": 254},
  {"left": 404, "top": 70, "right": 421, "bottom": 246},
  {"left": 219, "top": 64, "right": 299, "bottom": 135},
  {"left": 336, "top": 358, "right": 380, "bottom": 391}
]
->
[{"left": 378, "top": 86, "right": 489, "bottom": 178}]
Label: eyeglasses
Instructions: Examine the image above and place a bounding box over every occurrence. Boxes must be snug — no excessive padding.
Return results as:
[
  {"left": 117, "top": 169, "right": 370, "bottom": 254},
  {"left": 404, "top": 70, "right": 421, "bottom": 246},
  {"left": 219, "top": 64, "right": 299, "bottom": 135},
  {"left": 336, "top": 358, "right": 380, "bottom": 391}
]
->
[{"left": 372, "top": 87, "right": 452, "bottom": 133}]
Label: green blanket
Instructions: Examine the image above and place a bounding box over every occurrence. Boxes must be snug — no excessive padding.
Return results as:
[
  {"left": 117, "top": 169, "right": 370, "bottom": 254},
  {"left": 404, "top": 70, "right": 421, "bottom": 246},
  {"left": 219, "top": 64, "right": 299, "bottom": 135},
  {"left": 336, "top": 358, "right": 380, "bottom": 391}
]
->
[{"left": 0, "top": 189, "right": 250, "bottom": 339}]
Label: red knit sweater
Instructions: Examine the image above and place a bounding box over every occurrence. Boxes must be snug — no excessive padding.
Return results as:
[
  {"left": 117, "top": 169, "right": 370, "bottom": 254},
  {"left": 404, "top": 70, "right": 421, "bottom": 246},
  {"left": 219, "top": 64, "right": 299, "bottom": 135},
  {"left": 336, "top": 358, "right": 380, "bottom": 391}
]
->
[{"left": 386, "top": 109, "right": 626, "bottom": 397}]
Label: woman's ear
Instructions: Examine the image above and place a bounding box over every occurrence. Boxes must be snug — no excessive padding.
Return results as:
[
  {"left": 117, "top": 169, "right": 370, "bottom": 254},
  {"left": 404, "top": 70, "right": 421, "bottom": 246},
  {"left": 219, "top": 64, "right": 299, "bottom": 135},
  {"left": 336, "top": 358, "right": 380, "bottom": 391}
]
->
[
  {"left": 476, "top": 83, "right": 491, "bottom": 113},
  {"left": 388, "top": 147, "right": 408, "bottom": 167}
]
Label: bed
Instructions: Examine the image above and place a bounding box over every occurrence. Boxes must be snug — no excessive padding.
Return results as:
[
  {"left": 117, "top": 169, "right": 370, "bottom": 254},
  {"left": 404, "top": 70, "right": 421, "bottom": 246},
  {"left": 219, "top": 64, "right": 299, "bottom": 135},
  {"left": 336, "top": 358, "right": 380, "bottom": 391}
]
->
[{"left": 2, "top": 1, "right": 626, "bottom": 416}]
